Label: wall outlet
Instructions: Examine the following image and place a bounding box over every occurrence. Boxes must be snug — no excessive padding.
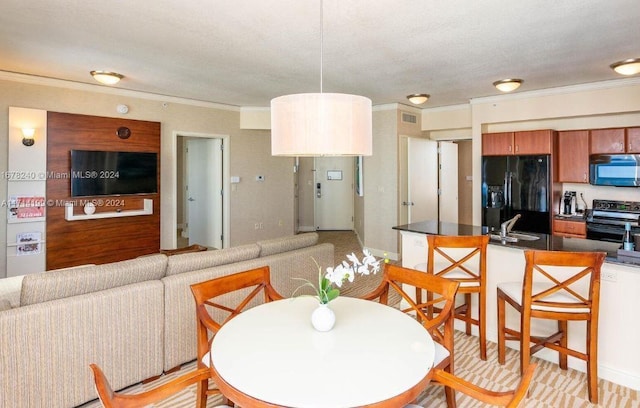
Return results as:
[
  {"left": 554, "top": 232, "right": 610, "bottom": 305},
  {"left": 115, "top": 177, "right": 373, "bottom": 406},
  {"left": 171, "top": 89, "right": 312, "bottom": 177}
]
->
[
  {"left": 602, "top": 270, "right": 617, "bottom": 282},
  {"left": 254, "top": 223, "right": 260, "bottom": 230}
]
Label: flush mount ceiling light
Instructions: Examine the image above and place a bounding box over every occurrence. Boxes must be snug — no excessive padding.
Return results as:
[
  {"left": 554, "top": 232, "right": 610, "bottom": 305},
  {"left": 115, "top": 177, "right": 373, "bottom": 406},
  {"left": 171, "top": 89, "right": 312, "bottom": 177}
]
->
[
  {"left": 270, "top": 0, "right": 372, "bottom": 156},
  {"left": 90, "top": 70, "right": 124, "bottom": 85},
  {"left": 493, "top": 78, "right": 523, "bottom": 93},
  {"left": 610, "top": 58, "right": 640, "bottom": 76},
  {"left": 406, "top": 94, "right": 430, "bottom": 105}
]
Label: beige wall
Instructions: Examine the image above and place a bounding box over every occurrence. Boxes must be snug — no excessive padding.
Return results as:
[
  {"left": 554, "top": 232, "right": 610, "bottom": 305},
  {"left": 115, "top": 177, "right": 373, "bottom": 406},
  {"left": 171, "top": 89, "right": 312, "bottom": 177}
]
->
[
  {"left": 457, "top": 140, "right": 473, "bottom": 225},
  {"left": 0, "top": 78, "right": 295, "bottom": 277},
  {"left": 297, "top": 157, "right": 315, "bottom": 231}
]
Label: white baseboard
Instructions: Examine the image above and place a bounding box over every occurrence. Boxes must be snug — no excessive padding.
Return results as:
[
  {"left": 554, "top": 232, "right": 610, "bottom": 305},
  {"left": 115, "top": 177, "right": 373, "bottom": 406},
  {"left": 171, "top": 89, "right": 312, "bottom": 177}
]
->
[{"left": 298, "top": 226, "right": 316, "bottom": 232}]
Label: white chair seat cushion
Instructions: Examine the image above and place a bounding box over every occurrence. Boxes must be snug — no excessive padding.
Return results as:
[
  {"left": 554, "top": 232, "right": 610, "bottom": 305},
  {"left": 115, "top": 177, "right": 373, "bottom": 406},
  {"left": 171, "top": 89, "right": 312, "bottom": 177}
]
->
[
  {"left": 498, "top": 281, "right": 590, "bottom": 313},
  {"left": 413, "top": 263, "right": 480, "bottom": 287},
  {"left": 202, "top": 351, "right": 211, "bottom": 367},
  {"left": 433, "top": 341, "right": 450, "bottom": 367}
]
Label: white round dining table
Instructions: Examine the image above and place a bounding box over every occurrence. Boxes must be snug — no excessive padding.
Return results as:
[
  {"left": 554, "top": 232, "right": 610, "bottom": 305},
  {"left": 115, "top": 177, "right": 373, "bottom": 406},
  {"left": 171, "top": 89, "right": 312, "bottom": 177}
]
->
[{"left": 210, "top": 296, "right": 435, "bottom": 408}]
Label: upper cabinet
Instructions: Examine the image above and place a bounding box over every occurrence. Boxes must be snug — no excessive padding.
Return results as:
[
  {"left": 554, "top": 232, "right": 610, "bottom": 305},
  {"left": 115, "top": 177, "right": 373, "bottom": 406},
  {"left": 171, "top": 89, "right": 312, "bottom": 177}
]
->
[
  {"left": 590, "top": 128, "right": 625, "bottom": 154},
  {"left": 557, "top": 130, "right": 589, "bottom": 183},
  {"left": 482, "top": 132, "right": 514, "bottom": 155},
  {"left": 482, "top": 130, "right": 554, "bottom": 156},
  {"left": 626, "top": 127, "right": 640, "bottom": 153}
]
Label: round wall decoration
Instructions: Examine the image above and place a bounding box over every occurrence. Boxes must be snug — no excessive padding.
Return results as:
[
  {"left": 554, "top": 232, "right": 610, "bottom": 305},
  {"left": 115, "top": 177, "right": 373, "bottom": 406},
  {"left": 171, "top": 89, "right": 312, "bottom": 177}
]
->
[{"left": 116, "top": 126, "right": 131, "bottom": 139}]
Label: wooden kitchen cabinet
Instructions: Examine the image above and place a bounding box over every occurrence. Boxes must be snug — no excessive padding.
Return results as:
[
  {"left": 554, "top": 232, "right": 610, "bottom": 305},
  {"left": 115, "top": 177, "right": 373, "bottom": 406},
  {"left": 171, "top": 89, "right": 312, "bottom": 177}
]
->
[
  {"left": 590, "top": 128, "right": 625, "bottom": 154},
  {"left": 626, "top": 127, "right": 640, "bottom": 153},
  {"left": 482, "top": 130, "right": 554, "bottom": 156},
  {"left": 553, "top": 219, "right": 587, "bottom": 238},
  {"left": 557, "top": 130, "right": 589, "bottom": 183},
  {"left": 482, "top": 132, "right": 514, "bottom": 155},
  {"left": 513, "top": 130, "right": 554, "bottom": 155}
]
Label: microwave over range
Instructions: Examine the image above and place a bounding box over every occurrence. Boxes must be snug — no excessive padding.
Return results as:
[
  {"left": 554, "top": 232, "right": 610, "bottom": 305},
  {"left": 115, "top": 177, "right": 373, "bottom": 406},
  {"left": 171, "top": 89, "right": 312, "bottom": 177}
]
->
[{"left": 589, "top": 154, "right": 640, "bottom": 187}]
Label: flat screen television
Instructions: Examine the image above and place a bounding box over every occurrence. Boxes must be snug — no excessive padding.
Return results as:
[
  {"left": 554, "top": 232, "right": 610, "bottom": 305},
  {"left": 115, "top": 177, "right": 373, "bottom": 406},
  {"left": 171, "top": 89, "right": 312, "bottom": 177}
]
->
[{"left": 70, "top": 150, "right": 158, "bottom": 197}]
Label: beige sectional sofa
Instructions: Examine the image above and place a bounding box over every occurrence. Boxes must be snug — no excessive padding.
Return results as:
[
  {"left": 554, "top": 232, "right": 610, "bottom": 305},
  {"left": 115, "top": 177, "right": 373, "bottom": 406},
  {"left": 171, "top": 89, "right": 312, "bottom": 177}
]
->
[{"left": 0, "top": 233, "right": 333, "bottom": 408}]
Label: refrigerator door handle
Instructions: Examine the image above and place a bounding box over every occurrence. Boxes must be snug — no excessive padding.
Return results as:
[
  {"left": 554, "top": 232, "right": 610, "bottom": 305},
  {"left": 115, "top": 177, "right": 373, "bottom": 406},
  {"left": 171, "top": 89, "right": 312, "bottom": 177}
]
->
[{"left": 505, "top": 172, "right": 512, "bottom": 207}]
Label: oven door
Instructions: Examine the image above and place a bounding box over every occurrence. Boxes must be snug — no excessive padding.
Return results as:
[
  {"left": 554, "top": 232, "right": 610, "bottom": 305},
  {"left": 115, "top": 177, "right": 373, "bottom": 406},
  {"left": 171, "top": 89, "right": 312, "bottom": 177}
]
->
[{"left": 586, "top": 222, "right": 625, "bottom": 243}]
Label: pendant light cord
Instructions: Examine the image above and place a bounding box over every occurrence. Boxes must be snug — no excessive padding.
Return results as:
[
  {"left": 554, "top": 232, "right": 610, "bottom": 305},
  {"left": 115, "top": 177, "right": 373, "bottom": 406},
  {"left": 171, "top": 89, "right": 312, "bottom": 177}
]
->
[{"left": 320, "top": 0, "right": 323, "bottom": 93}]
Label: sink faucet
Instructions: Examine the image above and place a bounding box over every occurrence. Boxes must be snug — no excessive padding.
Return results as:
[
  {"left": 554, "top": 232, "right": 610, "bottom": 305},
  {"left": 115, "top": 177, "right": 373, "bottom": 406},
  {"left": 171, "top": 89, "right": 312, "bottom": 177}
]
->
[{"left": 500, "top": 214, "right": 522, "bottom": 238}]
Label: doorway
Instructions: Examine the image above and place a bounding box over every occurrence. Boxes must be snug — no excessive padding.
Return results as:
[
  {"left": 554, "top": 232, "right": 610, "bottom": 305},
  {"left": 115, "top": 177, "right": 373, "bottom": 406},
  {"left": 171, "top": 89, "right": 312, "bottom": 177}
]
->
[
  {"left": 176, "top": 134, "right": 227, "bottom": 249},
  {"left": 314, "top": 157, "right": 354, "bottom": 230},
  {"left": 399, "top": 136, "right": 460, "bottom": 225}
]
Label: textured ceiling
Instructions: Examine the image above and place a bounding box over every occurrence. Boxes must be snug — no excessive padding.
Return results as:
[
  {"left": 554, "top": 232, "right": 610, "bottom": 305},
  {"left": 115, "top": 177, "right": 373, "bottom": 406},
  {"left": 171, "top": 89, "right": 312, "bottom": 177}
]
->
[{"left": 0, "top": 0, "right": 638, "bottom": 108}]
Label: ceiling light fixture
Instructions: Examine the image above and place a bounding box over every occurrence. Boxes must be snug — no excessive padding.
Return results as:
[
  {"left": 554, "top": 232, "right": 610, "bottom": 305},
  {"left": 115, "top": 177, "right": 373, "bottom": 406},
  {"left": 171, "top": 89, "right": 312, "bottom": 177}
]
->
[
  {"left": 406, "top": 94, "right": 430, "bottom": 105},
  {"left": 270, "top": 0, "right": 372, "bottom": 156},
  {"left": 610, "top": 58, "right": 640, "bottom": 76},
  {"left": 493, "top": 78, "right": 523, "bottom": 93},
  {"left": 90, "top": 70, "right": 124, "bottom": 85}
]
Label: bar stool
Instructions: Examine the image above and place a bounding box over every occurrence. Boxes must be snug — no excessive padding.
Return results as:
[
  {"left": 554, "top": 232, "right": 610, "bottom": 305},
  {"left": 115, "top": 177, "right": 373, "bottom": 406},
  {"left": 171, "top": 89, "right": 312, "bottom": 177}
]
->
[
  {"left": 415, "top": 234, "right": 489, "bottom": 360},
  {"left": 496, "top": 250, "right": 605, "bottom": 403}
]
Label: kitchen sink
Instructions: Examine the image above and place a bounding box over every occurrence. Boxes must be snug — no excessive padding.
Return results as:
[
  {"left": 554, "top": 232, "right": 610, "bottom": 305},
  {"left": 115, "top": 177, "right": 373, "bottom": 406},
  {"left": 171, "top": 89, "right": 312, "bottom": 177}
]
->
[
  {"left": 508, "top": 232, "right": 540, "bottom": 241},
  {"left": 489, "top": 234, "right": 518, "bottom": 242},
  {"left": 488, "top": 232, "right": 541, "bottom": 242}
]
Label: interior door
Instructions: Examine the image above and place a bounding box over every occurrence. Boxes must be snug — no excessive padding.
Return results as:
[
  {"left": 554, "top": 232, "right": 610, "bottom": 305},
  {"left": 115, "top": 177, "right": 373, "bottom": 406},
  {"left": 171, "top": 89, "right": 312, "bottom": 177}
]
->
[
  {"left": 186, "top": 138, "right": 223, "bottom": 248},
  {"left": 438, "top": 141, "right": 459, "bottom": 223},
  {"left": 408, "top": 138, "right": 438, "bottom": 223},
  {"left": 314, "top": 157, "right": 354, "bottom": 230}
]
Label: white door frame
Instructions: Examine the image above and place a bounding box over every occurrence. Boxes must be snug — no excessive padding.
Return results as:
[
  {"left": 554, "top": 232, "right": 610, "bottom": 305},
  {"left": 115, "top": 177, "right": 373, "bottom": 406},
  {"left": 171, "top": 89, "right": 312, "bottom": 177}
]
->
[{"left": 170, "top": 131, "right": 230, "bottom": 249}]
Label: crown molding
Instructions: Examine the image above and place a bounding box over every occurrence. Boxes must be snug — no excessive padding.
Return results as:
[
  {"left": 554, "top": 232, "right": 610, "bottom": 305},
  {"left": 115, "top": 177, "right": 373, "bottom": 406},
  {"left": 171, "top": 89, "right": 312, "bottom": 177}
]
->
[
  {"left": 373, "top": 103, "right": 401, "bottom": 112},
  {"left": 0, "top": 70, "right": 240, "bottom": 112},
  {"left": 421, "top": 103, "right": 471, "bottom": 113},
  {"left": 470, "top": 77, "right": 640, "bottom": 106}
]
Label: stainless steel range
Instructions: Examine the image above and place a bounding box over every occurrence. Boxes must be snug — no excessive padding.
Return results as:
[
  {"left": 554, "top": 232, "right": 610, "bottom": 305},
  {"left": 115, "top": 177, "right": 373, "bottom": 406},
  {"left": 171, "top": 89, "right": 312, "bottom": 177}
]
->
[{"left": 587, "top": 199, "right": 640, "bottom": 242}]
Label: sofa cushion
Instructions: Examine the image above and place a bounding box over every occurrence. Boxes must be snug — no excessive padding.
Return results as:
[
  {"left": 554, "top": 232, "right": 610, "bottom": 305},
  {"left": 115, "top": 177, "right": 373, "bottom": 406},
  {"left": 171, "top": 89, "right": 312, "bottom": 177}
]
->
[
  {"left": 0, "top": 281, "right": 164, "bottom": 408},
  {"left": 257, "top": 232, "right": 319, "bottom": 257},
  {"left": 0, "top": 275, "right": 24, "bottom": 308},
  {"left": 165, "top": 243, "right": 261, "bottom": 276},
  {"left": 0, "top": 299, "right": 12, "bottom": 311},
  {"left": 20, "top": 254, "right": 167, "bottom": 306}
]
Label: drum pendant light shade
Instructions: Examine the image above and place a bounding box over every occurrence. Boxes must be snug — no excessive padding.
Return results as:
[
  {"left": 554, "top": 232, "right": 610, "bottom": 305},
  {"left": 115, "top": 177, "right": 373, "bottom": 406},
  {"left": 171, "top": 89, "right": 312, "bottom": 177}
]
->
[{"left": 271, "top": 93, "right": 372, "bottom": 156}]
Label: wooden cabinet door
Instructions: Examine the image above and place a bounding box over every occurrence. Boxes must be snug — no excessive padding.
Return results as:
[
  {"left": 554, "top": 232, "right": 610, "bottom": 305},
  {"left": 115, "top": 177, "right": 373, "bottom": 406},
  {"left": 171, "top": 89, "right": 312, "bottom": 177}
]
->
[
  {"left": 591, "top": 128, "right": 625, "bottom": 154},
  {"left": 553, "top": 219, "right": 587, "bottom": 238},
  {"left": 482, "top": 132, "right": 514, "bottom": 156},
  {"left": 626, "top": 127, "right": 640, "bottom": 153},
  {"left": 514, "top": 130, "right": 554, "bottom": 155},
  {"left": 557, "top": 130, "right": 589, "bottom": 183}
]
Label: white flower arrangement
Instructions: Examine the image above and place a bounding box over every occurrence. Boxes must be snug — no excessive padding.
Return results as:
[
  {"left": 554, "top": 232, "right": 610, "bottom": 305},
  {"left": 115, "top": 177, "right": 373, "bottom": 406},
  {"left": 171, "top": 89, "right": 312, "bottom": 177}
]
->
[{"left": 294, "top": 249, "right": 383, "bottom": 304}]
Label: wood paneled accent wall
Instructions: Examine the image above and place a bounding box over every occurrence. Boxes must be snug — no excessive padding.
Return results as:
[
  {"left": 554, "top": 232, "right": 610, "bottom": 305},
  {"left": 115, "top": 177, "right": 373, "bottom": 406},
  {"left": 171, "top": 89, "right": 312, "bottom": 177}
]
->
[{"left": 46, "top": 112, "right": 161, "bottom": 270}]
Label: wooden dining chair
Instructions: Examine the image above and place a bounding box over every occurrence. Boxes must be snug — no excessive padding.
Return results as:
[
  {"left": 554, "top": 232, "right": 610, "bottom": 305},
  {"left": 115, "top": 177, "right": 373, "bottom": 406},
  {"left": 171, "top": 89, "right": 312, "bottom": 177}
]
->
[
  {"left": 405, "top": 363, "right": 537, "bottom": 408},
  {"left": 418, "top": 235, "right": 489, "bottom": 360},
  {"left": 89, "top": 363, "right": 232, "bottom": 408},
  {"left": 363, "top": 263, "right": 460, "bottom": 408},
  {"left": 497, "top": 250, "right": 605, "bottom": 403},
  {"left": 190, "top": 265, "right": 284, "bottom": 408}
]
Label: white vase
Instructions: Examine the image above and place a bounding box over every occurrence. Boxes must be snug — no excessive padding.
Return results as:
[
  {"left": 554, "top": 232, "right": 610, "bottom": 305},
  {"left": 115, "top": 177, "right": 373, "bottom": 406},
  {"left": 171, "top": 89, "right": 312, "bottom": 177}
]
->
[{"left": 311, "top": 303, "right": 336, "bottom": 332}]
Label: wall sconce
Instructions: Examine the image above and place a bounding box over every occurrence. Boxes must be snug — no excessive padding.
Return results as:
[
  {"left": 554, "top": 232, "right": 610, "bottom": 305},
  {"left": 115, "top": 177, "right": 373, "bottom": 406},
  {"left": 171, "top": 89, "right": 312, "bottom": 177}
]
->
[{"left": 21, "top": 128, "right": 35, "bottom": 146}]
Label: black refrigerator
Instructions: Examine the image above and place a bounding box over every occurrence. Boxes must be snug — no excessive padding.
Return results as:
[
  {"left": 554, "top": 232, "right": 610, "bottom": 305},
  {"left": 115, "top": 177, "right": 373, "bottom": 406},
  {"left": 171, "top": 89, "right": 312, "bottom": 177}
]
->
[{"left": 482, "top": 155, "right": 551, "bottom": 234}]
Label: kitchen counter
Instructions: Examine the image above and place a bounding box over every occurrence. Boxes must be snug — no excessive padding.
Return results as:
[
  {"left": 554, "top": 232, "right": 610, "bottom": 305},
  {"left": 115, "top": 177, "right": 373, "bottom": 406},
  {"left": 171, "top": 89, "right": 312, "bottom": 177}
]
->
[
  {"left": 393, "top": 220, "right": 635, "bottom": 267},
  {"left": 394, "top": 220, "right": 640, "bottom": 390}
]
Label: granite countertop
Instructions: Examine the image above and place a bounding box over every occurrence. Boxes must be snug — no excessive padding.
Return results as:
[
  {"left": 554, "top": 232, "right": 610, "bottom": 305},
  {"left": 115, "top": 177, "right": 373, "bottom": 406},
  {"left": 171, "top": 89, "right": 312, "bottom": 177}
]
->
[{"left": 393, "top": 220, "right": 637, "bottom": 268}]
